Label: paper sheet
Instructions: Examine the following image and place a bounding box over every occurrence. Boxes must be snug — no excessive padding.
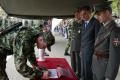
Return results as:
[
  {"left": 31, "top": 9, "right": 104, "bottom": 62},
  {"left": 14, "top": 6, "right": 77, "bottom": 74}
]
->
[{"left": 48, "top": 69, "right": 58, "bottom": 78}]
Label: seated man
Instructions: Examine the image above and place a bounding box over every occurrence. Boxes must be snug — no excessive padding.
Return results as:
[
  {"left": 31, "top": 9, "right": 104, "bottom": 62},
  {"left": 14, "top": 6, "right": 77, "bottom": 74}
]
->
[{"left": 13, "top": 27, "right": 53, "bottom": 80}]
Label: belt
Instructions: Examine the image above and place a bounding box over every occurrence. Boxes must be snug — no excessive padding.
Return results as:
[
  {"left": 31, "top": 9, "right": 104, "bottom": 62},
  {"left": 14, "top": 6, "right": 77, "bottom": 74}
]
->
[{"left": 94, "top": 51, "right": 109, "bottom": 59}]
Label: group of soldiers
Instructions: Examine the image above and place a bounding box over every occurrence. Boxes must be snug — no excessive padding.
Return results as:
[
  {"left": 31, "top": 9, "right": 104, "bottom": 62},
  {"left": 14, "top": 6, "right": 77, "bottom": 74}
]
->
[
  {"left": 65, "top": 1, "right": 120, "bottom": 80},
  {"left": 0, "top": 17, "right": 55, "bottom": 80}
]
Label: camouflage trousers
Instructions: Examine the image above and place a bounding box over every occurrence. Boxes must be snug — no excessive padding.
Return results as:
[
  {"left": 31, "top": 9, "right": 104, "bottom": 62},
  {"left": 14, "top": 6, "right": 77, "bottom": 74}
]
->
[{"left": 0, "top": 54, "right": 9, "bottom": 80}]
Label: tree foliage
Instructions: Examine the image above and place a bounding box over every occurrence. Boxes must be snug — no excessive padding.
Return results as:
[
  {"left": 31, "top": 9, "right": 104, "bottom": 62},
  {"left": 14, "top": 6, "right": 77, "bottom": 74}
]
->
[{"left": 110, "top": 0, "right": 120, "bottom": 16}]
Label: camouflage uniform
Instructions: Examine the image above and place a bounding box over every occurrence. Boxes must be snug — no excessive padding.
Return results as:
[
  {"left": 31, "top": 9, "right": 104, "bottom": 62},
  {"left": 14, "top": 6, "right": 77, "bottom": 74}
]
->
[
  {"left": 64, "top": 19, "right": 81, "bottom": 53},
  {"left": 13, "top": 27, "right": 42, "bottom": 80},
  {"left": 0, "top": 18, "right": 14, "bottom": 80},
  {"left": 35, "top": 24, "right": 55, "bottom": 51},
  {"left": 64, "top": 19, "right": 74, "bottom": 55},
  {"left": 43, "top": 31, "right": 55, "bottom": 51},
  {"left": 13, "top": 27, "right": 55, "bottom": 80}
]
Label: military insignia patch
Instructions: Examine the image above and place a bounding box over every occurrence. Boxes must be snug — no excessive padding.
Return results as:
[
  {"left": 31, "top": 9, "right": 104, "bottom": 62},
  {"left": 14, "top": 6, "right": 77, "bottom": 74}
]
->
[{"left": 113, "top": 38, "right": 120, "bottom": 46}]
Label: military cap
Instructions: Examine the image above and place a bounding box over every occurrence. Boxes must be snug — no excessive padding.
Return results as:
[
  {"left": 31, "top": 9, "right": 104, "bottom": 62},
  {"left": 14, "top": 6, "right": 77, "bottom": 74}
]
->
[{"left": 94, "top": 1, "right": 112, "bottom": 13}]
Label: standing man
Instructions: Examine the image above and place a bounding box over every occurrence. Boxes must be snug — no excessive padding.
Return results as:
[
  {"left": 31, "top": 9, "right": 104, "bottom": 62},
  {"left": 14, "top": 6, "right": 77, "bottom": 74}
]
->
[
  {"left": 42, "top": 21, "right": 55, "bottom": 54},
  {"left": 80, "top": 5, "right": 101, "bottom": 80},
  {"left": 92, "top": 1, "right": 120, "bottom": 80},
  {"left": 69, "top": 9, "right": 83, "bottom": 79},
  {"left": 64, "top": 10, "right": 80, "bottom": 56}
]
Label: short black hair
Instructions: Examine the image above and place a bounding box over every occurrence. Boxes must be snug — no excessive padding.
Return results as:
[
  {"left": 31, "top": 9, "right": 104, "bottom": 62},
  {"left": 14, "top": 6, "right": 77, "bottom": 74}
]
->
[
  {"left": 34, "top": 32, "right": 45, "bottom": 41},
  {"left": 80, "top": 5, "right": 92, "bottom": 12}
]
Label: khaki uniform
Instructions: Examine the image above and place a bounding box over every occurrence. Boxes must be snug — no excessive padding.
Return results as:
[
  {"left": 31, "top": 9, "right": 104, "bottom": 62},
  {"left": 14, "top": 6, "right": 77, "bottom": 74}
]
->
[{"left": 92, "top": 20, "right": 120, "bottom": 80}]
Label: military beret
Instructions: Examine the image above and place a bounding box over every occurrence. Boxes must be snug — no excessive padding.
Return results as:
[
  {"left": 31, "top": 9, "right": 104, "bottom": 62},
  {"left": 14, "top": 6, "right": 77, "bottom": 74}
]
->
[
  {"left": 43, "top": 21, "right": 48, "bottom": 26},
  {"left": 94, "top": 1, "right": 112, "bottom": 13}
]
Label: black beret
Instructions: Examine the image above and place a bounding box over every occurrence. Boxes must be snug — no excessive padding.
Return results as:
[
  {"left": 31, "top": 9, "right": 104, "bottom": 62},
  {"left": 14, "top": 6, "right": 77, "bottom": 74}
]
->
[
  {"left": 43, "top": 21, "right": 48, "bottom": 26},
  {"left": 94, "top": 1, "right": 112, "bottom": 13}
]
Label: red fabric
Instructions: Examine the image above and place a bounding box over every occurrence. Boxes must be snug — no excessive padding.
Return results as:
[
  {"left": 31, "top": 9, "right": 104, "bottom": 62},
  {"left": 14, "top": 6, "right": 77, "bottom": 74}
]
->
[{"left": 35, "top": 58, "right": 78, "bottom": 80}]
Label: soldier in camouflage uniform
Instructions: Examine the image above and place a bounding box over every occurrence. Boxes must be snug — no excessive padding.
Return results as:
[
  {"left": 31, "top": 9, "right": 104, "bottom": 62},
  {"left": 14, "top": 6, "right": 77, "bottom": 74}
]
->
[
  {"left": 35, "top": 21, "right": 55, "bottom": 56},
  {"left": 64, "top": 10, "right": 82, "bottom": 56},
  {"left": 43, "top": 21, "right": 55, "bottom": 52},
  {"left": 13, "top": 25, "right": 54, "bottom": 80},
  {"left": 64, "top": 25, "right": 71, "bottom": 55},
  {"left": 0, "top": 18, "right": 17, "bottom": 80}
]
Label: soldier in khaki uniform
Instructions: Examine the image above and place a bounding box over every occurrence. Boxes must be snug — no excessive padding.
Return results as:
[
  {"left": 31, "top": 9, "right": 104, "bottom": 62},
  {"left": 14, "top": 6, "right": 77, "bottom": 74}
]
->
[{"left": 92, "top": 1, "right": 120, "bottom": 80}]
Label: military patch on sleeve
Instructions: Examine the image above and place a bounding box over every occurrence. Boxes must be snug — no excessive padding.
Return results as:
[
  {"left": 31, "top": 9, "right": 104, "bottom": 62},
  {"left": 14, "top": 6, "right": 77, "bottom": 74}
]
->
[{"left": 113, "top": 38, "right": 120, "bottom": 46}]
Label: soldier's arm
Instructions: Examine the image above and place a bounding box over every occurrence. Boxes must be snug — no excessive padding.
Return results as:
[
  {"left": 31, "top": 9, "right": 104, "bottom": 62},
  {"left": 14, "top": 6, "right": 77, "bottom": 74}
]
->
[
  {"left": 14, "top": 39, "right": 43, "bottom": 79},
  {"left": 44, "top": 31, "right": 55, "bottom": 47},
  {"left": 105, "top": 27, "right": 120, "bottom": 80}
]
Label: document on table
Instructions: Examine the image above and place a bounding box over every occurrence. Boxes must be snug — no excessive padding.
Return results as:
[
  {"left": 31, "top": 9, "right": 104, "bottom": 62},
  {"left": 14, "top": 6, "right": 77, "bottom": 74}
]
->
[{"left": 48, "top": 69, "right": 58, "bottom": 78}]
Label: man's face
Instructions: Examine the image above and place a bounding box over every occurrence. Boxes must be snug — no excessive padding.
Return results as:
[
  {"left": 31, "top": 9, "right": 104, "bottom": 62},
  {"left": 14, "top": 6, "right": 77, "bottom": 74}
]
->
[
  {"left": 43, "top": 25, "right": 50, "bottom": 32},
  {"left": 36, "top": 36, "right": 47, "bottom": 49},
  {"left": 97, "top": 10, "right": 111, "bottom": 23},
  {"left": 81, "top": 10, "right": 91, "bottom": 21}
]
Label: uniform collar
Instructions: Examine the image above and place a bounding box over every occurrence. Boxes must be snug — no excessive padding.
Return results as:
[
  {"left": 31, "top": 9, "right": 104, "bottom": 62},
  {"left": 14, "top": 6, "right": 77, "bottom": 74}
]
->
[
  {"left": 103, "top": 19, "right": 114, "bottom": 29},
  {"left": 103, "top": 20, "right": 112, "bottom": 27}
]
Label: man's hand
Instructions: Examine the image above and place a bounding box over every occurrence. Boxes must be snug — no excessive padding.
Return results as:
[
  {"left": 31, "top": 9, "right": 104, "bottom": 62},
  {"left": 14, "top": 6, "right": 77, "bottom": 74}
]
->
[
  {"left": 42, "top": 70, "right": 49, "bottom": 79},
  {"left": 56, "top": 67, "right": 64, "bottom": 77}
]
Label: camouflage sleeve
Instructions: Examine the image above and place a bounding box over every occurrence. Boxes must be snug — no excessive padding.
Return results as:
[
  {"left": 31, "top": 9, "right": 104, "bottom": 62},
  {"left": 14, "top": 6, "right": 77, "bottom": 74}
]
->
[
  {"left": 44, "top": 31, "right": 55, "bottom": 47},
  {"left": 14, "top": 46, "right": 37, "bottom": 79},
  {"left": 13, "top": 31, "right": 43, "bottom": 79}
]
